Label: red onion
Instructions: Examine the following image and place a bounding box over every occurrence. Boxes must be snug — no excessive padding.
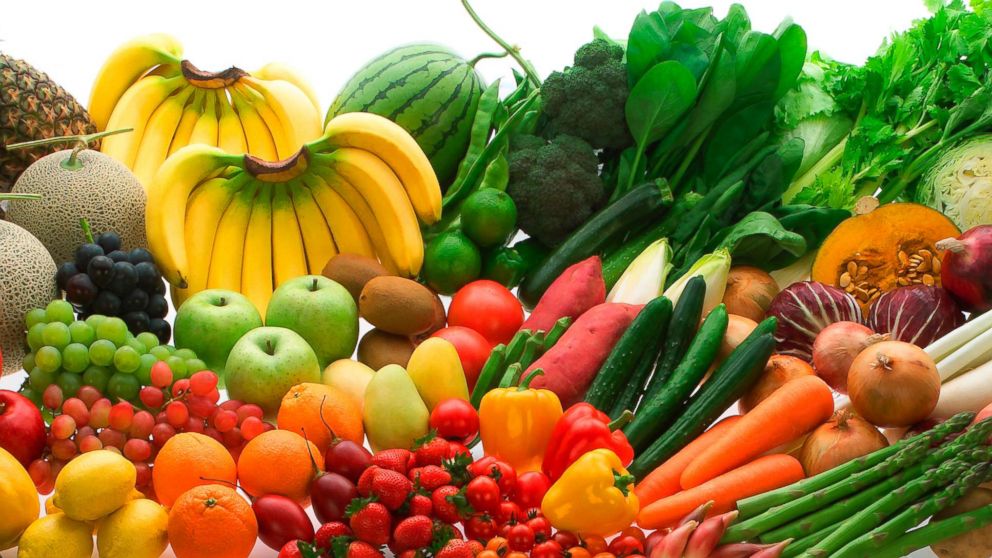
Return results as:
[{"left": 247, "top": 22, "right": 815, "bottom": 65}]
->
[
  {"left": 938, "top": 225, "right": 992, "bottom": 312},
  {"left": 867, "top": 285, "right": 964, "bottom": 347},
  {"left": 766, "top": 281, "right": 863, "bottom": 361}
]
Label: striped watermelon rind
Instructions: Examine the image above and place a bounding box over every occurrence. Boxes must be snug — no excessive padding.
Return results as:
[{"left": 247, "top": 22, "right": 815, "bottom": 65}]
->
[{"left": 328, "top": 44, "right": 484, "bottom": 188}]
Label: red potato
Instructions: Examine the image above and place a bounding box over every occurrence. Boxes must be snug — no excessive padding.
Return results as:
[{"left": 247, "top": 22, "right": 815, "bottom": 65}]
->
[
  {"left": 527, "top": 302, "right": 641, "bottom": 406},
  {"left": 521, "top": 256, "right": 606, "bottom": 333}
]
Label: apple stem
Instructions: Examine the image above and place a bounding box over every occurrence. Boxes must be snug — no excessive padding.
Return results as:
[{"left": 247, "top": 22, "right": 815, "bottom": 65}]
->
[
  {"left": 219, "top": 297, "right": 228, "bottom": 307},
  {"left": 265, "top": 339, "right": 275, "bottom": 355},
  {"left": 310, "top": 278, "right": 319, "bottom": 292}
]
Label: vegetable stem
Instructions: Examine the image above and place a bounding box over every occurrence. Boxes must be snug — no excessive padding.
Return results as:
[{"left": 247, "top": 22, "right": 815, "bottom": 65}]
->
[{"left": 460, "top": 0, "right": 541, "bottom": 86}]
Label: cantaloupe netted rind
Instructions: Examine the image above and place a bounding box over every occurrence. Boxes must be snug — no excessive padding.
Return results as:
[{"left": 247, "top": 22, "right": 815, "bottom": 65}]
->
[
  {"left": 7, "top": 149, "right": 147, "bottom": 263},
  {"left": 0, "top": 220, "right": 57, "bottom": 376}
]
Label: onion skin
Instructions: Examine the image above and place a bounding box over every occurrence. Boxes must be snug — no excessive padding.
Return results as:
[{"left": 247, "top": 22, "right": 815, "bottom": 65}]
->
[
  {"left": 848, "top": 340, "right": 941, "bottom": 427},
  {"left": 717, "top": 315, "right": 758, "bottom": 365},
  {"left": 812, "top": 322, "right": 887, "bottom": 394},
  {"left": 938, "top": 225, "right": 992, "bottom": 312},
  {"left": 740, "top": 354, "right": 815, "bottom": 413},
  {"left": 798, "top": 410, "right": 889, "bottom": 476},
  {"left": 723, "top": 266, "right": 780, "bottom": 323},
  {"left": 767, "top": 281, "right": 863, "bottom": 361}
]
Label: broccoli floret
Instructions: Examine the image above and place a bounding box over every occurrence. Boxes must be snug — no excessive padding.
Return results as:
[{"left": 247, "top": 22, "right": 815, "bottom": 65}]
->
[
  {"left": 541, "top": 39, "right": 631, "bottom": 151},
  {"left": 506, "top": 134, "right": 604, "bottom": 247}
]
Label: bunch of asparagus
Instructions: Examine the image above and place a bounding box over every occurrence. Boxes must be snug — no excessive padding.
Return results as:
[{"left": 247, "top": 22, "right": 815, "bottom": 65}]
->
[{"left": 721, "top": 413, "right": 992, "bottom": 557}]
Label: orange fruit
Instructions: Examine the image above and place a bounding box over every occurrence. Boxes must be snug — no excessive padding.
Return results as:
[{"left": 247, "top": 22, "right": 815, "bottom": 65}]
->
[
  {"left": 167, "top": 484, "right": 257, "bottom": 558},
  {"left": 152, "top": 433, "right": 237, "bottom": 507},
  {"left": 237, "top": 429, "right": 323, "bottom": 505},
  {"left": 277, "top": 382, "right": 363, "bottom": 452}
]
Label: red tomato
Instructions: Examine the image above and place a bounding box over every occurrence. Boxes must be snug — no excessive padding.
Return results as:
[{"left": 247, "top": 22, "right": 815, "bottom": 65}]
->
[
  {"left": 513, "top": 471, "right": 551, "bottom": 509},
  {"left": 429, "top": 398, "right": 480, "bottom": 443},
  {"left": 583, "top": 536, "right": 608, "bottom": 555},
  {"left": 554, "top": 531, "right": 580, "bottom": 550},
  {"left": 531, "top": 540, "right": 563, "bottom": 558},
  {"left": 464, "top": 513, "right": 499, "bottom": 541},
  {"left": 495, "top": 500, "right": 523, "bottom": 525},
  {"left": 526, "top": 516, "right": 552, "bottom": 542},
  {"left": 466, "top": 476, "right": 501, "bottom": 514},
  {"left": 448, "top": 280, "right": 523, "bottom": 346},
  {"left": 506, "top": 523, "right": 536, "bottom": 552},
  {"left": 430, "top": 326, "right": 492, "bottom": 390},
  {"left": 608, "top": 536, "right": 644, "bottom": 557}
]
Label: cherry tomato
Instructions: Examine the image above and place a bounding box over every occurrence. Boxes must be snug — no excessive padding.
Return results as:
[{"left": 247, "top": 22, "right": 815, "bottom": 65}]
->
[
  {"left": 466, "top": 476, "right": 501, "bottom": 514},
  {"left": 496, "top": 500, "right": 523, "bottom": 525},
  {"left": 593, "top": 553, "right": 617, "bottom": 558},
  {"left": 513, "top": 471, "right": 550, "bottom": 509},
  {"left": 464, "top": 513, "right": 499, "bottom": 541},
  {"left": 477, "top": 551, "right": 500, "bottom": 558},
  {"left": 448, "top": 280, "right": 523, "bottom": 346},
  {"left": 608, "top": 536, "right": 644, "bottom": 557},
  {"left": 620, "top": 527, "right": 646, "bottom": 543},
  {"left": 468, "top": 456, "right": 497, "bottom": 478},
  {"left": 506, "top": 523, "right": 536, "bottom": 552},
  {"left": 506, "top": 552, "right": 529, "bottom": 558},
  {"left": 567, "top": 547, "right": 592, "bottom": 558},
  {"left": 554, "top": 531, "right": 580, "bottom": 550},
  {"left": 429, "top": 398, "right": 480, "bottom": 443},
  {"left": 447, "top": 442, "right": 471, "bottom": 459},
  {"left": 531, "top": 540, "right": 563, "bottom": 558},
  {"left": 431, "top": 326, "right": 492, "bottom": 389},
  {"left": 486, "top": 537, "right": 509, "bottom": 552},
  {"left": 487, "top": 459, "right": 517, "bottom": 497},
  {"left": 582, "top": 536, "right": 608, "bottom": 555},
  {"left": 526, "top": 516, "right": 552, "bottom": 542}
]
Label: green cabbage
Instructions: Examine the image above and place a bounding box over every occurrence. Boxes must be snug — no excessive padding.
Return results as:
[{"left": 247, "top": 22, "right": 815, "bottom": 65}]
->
[{"left": 918, "top": 135, "right": 992, "bottom": 230}]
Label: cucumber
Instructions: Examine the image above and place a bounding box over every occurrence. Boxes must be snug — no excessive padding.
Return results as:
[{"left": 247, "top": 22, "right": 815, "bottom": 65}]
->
[
  {"left": 625, "top": 304, "right": 730, "bottom": 452},
  {"left": 640, "top": 275, "right": 707, "bottom": 405},
  {"left": 585, "top": 296, "right": 672, "bottom": 410},
  {"left": 609, "top": 318, "right": 668, "bottom": 419},
  {"left": 518, "top": 180, "right": 674, "bottom": 308},
  {"left": 628, "top": 318, "right": 778, "bottom": 479}
]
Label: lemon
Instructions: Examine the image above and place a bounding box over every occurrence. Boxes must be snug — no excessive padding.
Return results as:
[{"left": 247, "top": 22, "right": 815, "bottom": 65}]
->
[
  {"left": 16, "top": 514, "right": 93, "bottom": 558},
  {"left": 97, "top": 499, "right": 169, "bottom": 558},
  {"left": 0, "top": 447, "right": 39, "bottom": 550},
  {"left": 53, "top": 449, "right": 136, "bottom": 521}
]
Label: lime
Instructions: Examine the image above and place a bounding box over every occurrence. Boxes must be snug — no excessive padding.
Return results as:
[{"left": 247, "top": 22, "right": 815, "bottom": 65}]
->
[
  {"left": 460, "top": 189, "right": 517, "bottom": 248},
  {"left": 421, "top": 231, "right": 482, "bottom": 295}
]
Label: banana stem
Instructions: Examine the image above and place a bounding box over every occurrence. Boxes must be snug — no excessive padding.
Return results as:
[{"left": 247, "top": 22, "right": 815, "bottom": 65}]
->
[{"left": 460, "top": 0, "right": 541, "bottom": 86}]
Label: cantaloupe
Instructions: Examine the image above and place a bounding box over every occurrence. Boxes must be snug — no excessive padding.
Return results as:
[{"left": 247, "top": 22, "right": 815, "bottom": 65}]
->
[
  {"left": 7, "top": 149, "right": 146, "bottom": 263},
  {"left": 0, "top": 220, "right": 57, "bottom": 375}
]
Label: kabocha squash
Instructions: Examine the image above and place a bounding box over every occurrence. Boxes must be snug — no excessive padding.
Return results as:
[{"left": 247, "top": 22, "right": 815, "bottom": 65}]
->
[{"left": 811, "top": 201, "right": 960, "bottom": 309}]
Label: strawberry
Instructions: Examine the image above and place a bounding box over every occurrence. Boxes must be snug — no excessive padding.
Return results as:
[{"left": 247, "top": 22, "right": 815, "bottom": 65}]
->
[
  {"left": 397, "top": 551, "right": 418, "bottom": 558},
  {"left": 357, "top": 466, "right": 380, "bottom": 497},
  {"left": 432, "top": 485, "right": 473, "bottom": 524},
  {"left": 392, "top": 515, "right": 434, "bottom": 551},
  {"left": 437, "top": 539, "right": 476, "bottom": 558},
  {"left": 346, "top": 498, "right": 392, "bottom": 546},
  {"left": 315, "top": 522, "right": 352, "bottom": 551},
  {"left": 278, "top": 540, "right": 322, "bottom": 558},
  {"left": 370, "top": 468, "right": 414, "bottom": 510},
  {"left": 410, "top": 465, "right": 452, "bottom": 491},
  {"left": 371, "top": 449, "right": 412, "bottom": 475},
  {"left": 407, "top": 493, "right": 433, "bottom": 516},
  {"left": 443, "top": 452, "right": 473, "bottom": 487},
  {"left": 413, "top": 432, "right": 450, "bottom": 467},
  {"left": 347, "top": 541, "right": 384, "bottom": 558}
]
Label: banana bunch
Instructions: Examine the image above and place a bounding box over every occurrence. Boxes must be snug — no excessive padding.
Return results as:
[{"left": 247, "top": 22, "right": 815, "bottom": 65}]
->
[
  {"left": 147, "top": 112, "right": 441, "bottom": 314},
  {"left": 89, "top": 33, "right": 322, "bottom": 186}
]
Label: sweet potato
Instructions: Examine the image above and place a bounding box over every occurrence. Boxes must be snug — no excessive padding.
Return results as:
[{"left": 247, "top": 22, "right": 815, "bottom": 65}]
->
[
  {"left": 528, "top": 302, "right": 640, "bottom": 406},
  {"left": 520, "top": 256, "right": 606, "bottom": 333}
]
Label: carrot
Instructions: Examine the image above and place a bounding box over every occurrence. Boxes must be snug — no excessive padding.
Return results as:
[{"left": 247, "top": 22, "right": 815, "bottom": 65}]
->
[
  {"left": 635, "top": 415, "right": 742, "bottom": 506},
  {"left": 636, "top": 454, "right": 805, "bottom": 529},
  {"left": 679, "top": 375, "right": 833, "bottom": 489}
]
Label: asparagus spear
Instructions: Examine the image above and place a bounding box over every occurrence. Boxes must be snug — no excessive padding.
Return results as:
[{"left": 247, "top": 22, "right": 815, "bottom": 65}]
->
[
  {"left": 735, "top": 412, "right": 975, "bottom": 519},
  {"left": 801, "top": 447, "right": 990, "bottom": 558},
  {"left": 832, "top": 461, "right": 992, "bottom": 557},
  {"left": 870, "top": 504, "right": 992, "bottom": 558},
  {"left": 781, "top": 524, "right": 837, "bottom": 558}
]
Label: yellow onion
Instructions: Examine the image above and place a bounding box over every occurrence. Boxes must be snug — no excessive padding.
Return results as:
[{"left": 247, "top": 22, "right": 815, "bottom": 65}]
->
[{"left": 798, "top": 410, "right": 889, "bottom": 476}]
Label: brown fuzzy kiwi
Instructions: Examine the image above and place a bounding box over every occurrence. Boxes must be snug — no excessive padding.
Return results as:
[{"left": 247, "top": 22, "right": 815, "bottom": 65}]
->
[
  {"left": 412, "top": 290, "right": 447, "bottom": 344},
  {"left": 322, "top": 254, "right": 389, "bottom": 301},
  {"left": 359, "top": 276, "right": 438, "bottom": 335},
  {"left": 357, "top": 328, "right": 417, "bottom": 370}
]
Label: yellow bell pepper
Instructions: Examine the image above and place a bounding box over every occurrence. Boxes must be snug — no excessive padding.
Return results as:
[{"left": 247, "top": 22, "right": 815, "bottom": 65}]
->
[
  {"left": 541, "top": 448, "right": 639, "bottom": 537},
  {"left": 479, "top": 369, "right": 562, "bottom": 473}
]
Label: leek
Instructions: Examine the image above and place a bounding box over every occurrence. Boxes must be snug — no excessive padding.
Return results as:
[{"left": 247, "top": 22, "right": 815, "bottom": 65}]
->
[{"left": 607, "top": 238, "right": 673, "bottom": 305}]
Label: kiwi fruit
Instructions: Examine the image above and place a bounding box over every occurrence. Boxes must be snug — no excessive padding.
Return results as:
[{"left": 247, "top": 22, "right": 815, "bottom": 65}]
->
[
  {"left": 357, "top": 328, "right": 416, "bottom": 370},
  {"left": 412, "top": 290, "right": 447, "bottom": 343},
  {"left": 359, "top": 276, "right": 438, "bottom": 336},
  {"left": 322, "top": 254, "right": 389, "bottom": 301}
]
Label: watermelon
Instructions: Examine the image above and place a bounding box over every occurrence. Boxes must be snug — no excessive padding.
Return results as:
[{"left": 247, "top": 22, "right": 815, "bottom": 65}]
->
[{"left": 328, "top": 44, "right": 484, "bottom": 188}]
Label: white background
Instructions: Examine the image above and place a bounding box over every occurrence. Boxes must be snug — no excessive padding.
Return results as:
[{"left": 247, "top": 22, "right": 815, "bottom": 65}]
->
[{"left": 1, "top": 1, "right": 934, "bottom": 556}]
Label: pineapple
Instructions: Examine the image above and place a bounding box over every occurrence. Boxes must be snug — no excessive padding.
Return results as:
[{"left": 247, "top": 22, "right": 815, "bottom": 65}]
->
[{"left": 0, "top": 53, "right": 95, "bottom": 193}]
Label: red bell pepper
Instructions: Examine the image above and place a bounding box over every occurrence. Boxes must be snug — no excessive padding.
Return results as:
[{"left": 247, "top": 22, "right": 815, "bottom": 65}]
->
[{"left": 541, "top": 402, "right": 634, "bottom": 481}]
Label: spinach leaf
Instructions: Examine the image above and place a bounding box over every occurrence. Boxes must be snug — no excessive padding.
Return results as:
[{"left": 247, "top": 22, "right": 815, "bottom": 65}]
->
[
  {"left": 626, "top": 10, "right": 671, "bottom": 86},
  {"left": 701, "top": 100, "right": 775, "bottom": 184},
  {"left": 743, "top": 137, "right": 805, "bottom": 212},
  {"left": 774, "top": 205, "right": 851, "bottom": 250},
  {"left": 773, "top": 23, "right": 808, "bottom": 100},
  {"left": 712, "top": 211, "right": 807, "bottom": 269}
]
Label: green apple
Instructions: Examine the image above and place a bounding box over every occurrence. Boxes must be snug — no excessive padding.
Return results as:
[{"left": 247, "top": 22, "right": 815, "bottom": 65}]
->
[
  {"left": 225, "top": 326, "right": 321, "bottom": 415},
  {"left": 173, "top": 289, "right": 262, "bottom": 381},
  {"left": 265, "top": 275, "right": 358, "bottom": 368}
]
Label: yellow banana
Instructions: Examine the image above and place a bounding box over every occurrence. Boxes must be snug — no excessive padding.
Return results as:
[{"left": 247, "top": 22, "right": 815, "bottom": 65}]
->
[
  {"left": 320, "top": 112, "right": 442, "bottom": 224},
  {"left": 89, "top": 33, "right": 184, "bottom": 130},
  {"left": 252, "top": 62, "right": 321, "bottom": 114},
  {"left": 206, "top": 179, "right": 261, "bottom": 291},
  {"left": 242, "top": 77, "right": 322, "bottom": 159},
  {"left": 229, "top": 84, "right": 279, "bottom": 161},
  {"left": 309, "top": 162, "right": 399, "bottom": 274},
  {"left": 189, "top": 89, "right": 220, "bottom": 146},
  {"left": 289, "top": 177, "right": 338, "bottom": 273},
  {"left": 271, "top": 184, "right": 308, "bottom": 286},
  {"left": 322, "top": 148, "right": 423, "bottom": 276},
  {"left": 132, "top": 85, "right": 197, "bottom": 185},
  {"left": 302, "top": 172, "right": 376, "bottom": 260},
  {"left": 234, "top": 82, "right": 294, "bottom": 160},
  {"left": 101, "top": 74, "right": 187, "bottom": 169},
  {"left": 241, "top": 185, "right": 274, "bottom": 317},
  {"left": 145, "top": 145, "right": 232, "bottom": 287},
  {"left": 216, "top": 89, "right": 248, "bottom": 154},
  {"left": 169, "top": 88, "right": 206, "bottom": 156}
]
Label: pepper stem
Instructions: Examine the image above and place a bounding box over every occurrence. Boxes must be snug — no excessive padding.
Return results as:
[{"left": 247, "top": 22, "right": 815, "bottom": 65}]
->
[
  {"left": 460, "top": 0, "right": 541, "bottom": 86},
  {"left": 518, "top": 368, "right": 544, "bottom": 390},
  {"left": 79, "top": 218, "right": 95, "bottom": 244},
  {"left": 608, "top": 410, "right": 634, "bottom": 431},
  {"left": 613, "top": 470, "right": 636, "bottom": 496}
]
